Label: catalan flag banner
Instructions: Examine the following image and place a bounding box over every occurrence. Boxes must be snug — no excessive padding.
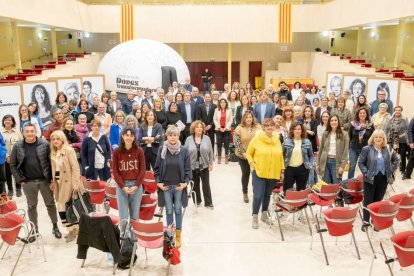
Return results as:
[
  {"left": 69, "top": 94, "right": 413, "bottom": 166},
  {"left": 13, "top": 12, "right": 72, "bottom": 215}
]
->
[
  {"left": 278, "top": 2, "right": 292, "bottom": 43},
  {"left": 120, "top": 3, "right": 134, "bottom": 43}
]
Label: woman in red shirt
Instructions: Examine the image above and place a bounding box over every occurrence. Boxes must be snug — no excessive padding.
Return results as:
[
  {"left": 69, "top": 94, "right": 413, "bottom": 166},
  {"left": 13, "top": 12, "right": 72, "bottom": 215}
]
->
[
  {"left": 213, "top": 99, "right": 233, "bottom": 164},
  {"left": 112, "top": 126, "right": 146, "bottom": 236}
]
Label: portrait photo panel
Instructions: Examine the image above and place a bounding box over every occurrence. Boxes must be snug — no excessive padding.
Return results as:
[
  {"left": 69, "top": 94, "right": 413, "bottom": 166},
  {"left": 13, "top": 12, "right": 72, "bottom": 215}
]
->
[
  {"left": 366, "top": 78, "right": 400, "bottom": 106},
  {"left": 77, "top": 75, "right": 105, "bottom": 105},
  {"left": 326, "top": 72, "right": 345, "bottom": 98},
  {"left": 0, "top": 84, "right": 22, "bottom": 129},
  {"left": 55, "top": 77, "right": 82, "bottom": 104},
  {"left": 22, "top": 81, "right": 57, "bottom": 128},
  {"left": 342, "top": 75, "right": 367, "bottom": 103}
]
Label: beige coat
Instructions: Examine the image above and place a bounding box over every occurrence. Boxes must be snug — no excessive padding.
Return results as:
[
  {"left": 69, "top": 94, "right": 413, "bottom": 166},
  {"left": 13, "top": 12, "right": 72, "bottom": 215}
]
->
[
  {"left": 317, "top": 130, "right": 349, "bottom": 179},
  {"left": 51, "top": 146, "right": 82, "bottom": 212},
  {"left": 213, "top": 109, "right": 233, "bottom": 131}
]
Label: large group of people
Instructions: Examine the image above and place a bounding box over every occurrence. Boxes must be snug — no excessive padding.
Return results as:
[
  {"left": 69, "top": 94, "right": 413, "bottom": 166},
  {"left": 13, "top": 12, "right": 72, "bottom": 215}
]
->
[{"left": 0, "top": 79, "right": 413, "bottom": 247}]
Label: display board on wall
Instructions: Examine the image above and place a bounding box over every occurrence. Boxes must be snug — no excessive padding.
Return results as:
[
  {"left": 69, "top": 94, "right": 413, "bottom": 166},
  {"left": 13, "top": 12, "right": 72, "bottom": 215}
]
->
[
  {"left": 21, "top": 81, "right": 57, "bottom": 128},
  {"left": 52, "top": 77, "right": 82, "bottom": 103},
  {"left": 326, "top": 72, "right": 348, "bottom": 98},
  {"left": 0, "top": 84, "right": 23, "bottom": 129},
  {"left": 75, "top": 75, "right": 105, "bottom": 105},
  {"left": 342, "top": 75, "right": 368, "bottom": 103},
  {"left": 366, "top": 78, "right": 400, "bottom": 106}
]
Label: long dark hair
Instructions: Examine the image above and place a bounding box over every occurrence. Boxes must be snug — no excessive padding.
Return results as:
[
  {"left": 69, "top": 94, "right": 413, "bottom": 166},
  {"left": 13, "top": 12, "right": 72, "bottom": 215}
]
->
[
  {"left": 31, "top": 84, "right": 51, "bottom": 112},
  {"left": 353, "top": 107, "right": 371, "bottom": 122},
  {"left": 288, "top": 122, "right": 307, "bottom": 139},
  {"left": 142, "top": 110, "right": 158, "bottom": 130},
  {"left": 120, "top": 126, "right": 138, "bottom": 152},
  {"left": 326, "top": 114, "right": 343, "bottom": 139}
]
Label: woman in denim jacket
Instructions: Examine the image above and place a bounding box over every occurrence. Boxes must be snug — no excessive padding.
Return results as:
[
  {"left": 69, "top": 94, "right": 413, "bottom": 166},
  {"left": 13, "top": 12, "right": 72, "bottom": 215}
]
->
[
  {"left": 282, "top": 122, "right": 314, "bottom": 193},
  {"left": 358, "top": 129, "right": 399, "bottom": 225}
]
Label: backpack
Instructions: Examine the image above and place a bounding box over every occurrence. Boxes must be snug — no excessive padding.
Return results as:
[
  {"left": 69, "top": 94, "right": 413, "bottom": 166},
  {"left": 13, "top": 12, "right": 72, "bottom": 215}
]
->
[{"left": 117, "top": 237, "right": 137, "bottom": 269}]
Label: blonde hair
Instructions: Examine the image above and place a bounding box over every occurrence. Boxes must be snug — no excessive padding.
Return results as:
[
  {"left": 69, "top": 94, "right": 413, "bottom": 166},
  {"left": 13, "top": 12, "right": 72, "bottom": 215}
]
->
[
  {"left": 368, "top": 129, "right": 388, "bottom": 147},
  {"left": 50, "top": 130, "right": 69, "bottom": 156},
  {"left": 379, "top": 103, "right": 388, "bottom": 109},
  {"left": 190, "top": 120, "right": 205, "bottom": 135}
]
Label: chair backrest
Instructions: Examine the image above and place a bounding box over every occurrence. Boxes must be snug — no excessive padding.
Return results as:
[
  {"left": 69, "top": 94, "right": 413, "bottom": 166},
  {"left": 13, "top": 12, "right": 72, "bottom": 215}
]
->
[
  {"left": 391, "top": 231, "right": 414, "bottom": 268},
  {"left": 324, "top": 207, "right": 358, "bottom": 237},
  {"left": 143, "top": 171, "right": 157, "bottom": 194},
  {"left": 139, "top": 194, "right": 158, "bottom": 221},
  {"left": 0, "top": 200, "right": 17, "bottom": 215},
  {"left": 319, "top": 184, "right": 341, "bottom": 200},
  {"left": 0, "top": 213, "right": 25, "bottom": 246},
  {"left": 394, "top": 195, "right": 414, "bottom": 222},
  {"left": 345, "top": 180, "right": 363, "bottom": 197},
  {"left": 84, "top": 180, "right": 106, "bottom": 204},
  {"left": 409, "top": 188, "right": 414, "bottom": 196},
  {"left": 105, "top": 183, "right": 118, "bottom": 210},
  {"left": 285, "top": 188, "right": 310, "bottom": 208},
  {"left": 131, "top": 220, "right": 164, "bottom": 243},
  {"left": 368, "top": 201, "right": 399, "bottom": 231}
]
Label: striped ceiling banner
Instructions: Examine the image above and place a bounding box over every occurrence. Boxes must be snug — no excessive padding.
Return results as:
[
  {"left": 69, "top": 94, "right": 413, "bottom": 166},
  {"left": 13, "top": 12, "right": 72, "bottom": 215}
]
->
[
  {"left": 120, "top": 3, "right": 134, "bottom": 43},
  {"left": 278, "top": 2, "right": 292, "bottom": 43}
]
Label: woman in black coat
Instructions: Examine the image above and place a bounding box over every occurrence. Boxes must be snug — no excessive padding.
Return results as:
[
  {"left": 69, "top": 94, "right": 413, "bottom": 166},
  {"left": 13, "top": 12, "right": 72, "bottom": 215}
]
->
[
  {"left": 139, "top": 110, "right": 164, "bottom": 171},
  {"left": 235, "top": 95, "right": 253, "bottom": 127},
  {"left": 302, "top": 105, "right": 319, "bottom": 152}
]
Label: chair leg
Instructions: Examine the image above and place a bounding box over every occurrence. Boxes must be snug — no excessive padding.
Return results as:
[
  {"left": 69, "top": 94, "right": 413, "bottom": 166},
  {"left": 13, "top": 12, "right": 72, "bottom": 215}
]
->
[
  {"left": 145, "top": 247, "right": 148, "bottom": 261},
  {"left": 81, "top": 259, "right": 86, "bottom": 268},
  {"left": 368, "top": 253, "right": 375, "bottom": 276},
  {"left": 351, "top": 229, "right": 361, "bottom": 260},
  {"left": 0, "top": 241, "right": 4, "bottom": 252},
  {"left": 380, "top": 242, "right": 394, "bottom": 276},
  {"left": 410, "top": 217, "right": 414, "bottom": 230},
  {"left": 315, "top": 216, "right": 329, "bottom": 266},
  {"left": 10, "top": 244, "right": 25, "bottom": 276},
  {"left": 304, "top": 207, "right": 313, "bottom": 237},
  {"left": 275, "top": 209, "right": 284, "bottom": 241},
  {"left": 166, "top": 259, "right": 171, "bottom": 276},
  {"left": 38, "top": 234, "right": 47, "bottom": 262},
  {"left": 1, "top": 245, "right": 9, "bottom": 259},
  {"left": 128, "top": 242, "right": 137, "bottom": 276},
  {"left": 365, "top": 228, "right": 376, "bottom": 258}
]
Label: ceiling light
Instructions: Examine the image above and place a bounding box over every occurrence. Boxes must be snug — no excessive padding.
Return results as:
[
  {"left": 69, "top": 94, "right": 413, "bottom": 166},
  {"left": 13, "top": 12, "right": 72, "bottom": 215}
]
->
[
  {"left": 322, "top": 31, "right": 329, "bottom": 37},
  {"left": 85, "top": 32, "right": 90, "bottom": 38}
]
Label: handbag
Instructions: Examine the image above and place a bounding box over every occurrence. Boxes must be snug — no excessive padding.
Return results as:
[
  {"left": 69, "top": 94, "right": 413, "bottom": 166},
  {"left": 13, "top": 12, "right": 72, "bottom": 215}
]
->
[{"left": 65, "top": 192, "right": 94, "bottom": 224}]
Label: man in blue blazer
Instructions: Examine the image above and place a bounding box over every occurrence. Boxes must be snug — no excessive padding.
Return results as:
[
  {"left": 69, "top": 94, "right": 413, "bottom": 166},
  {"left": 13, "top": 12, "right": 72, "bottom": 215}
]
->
[
  {"left": 254, "top": 91, "right": 276, "bottom": 124},
  {"left": 179, "top": 91, "right": 196, "bottom": 142},
  {"left": 191, "top": 87, "right": 204, "bottom": 109}
]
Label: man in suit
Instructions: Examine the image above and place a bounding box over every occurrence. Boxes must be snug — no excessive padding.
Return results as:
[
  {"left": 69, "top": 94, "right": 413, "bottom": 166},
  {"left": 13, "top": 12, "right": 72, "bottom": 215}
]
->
[
  {"left": 121, "top": 90, "right": 135, "bottom": 115},
  {"left": 191, "top": 87, "right": 204, "bottom": 109},
  {"left": 141, "top": 89, "right": 154, "bottom": 108},
  {"left": 197, "top": 93, "right": 216, "bottom": 152},
  {"left": 179, "top": 91, "right": 196, "bottom": 142},
  {"left": 254, "top": 91, "right": 276, "bottom": 124}
]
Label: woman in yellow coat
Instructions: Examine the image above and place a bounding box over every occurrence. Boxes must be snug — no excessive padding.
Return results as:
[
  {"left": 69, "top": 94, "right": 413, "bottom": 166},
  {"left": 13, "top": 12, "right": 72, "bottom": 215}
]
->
[
  {"left": 50, "top": 130, "right": 82, "bottom": 243},
  {"left": 246, "top": 118, "right": 284, "bottom": 229}
]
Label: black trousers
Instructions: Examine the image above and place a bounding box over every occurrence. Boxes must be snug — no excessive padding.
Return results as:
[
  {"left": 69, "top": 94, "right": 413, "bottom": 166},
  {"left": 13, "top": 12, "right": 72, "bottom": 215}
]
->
[
  {"left": 181, "top": 124, "right": 191, "bottom": 144},
  {"left": 238, "top": 158, "right": 251, "bottom": 194},
  {"left": 404, "top": 148, "right": 414, "bottom": 178},
  {"left": 145, "top": 147, "right": 157, "bottom": 171},
  {"left": 206, "top": 128, "right": 215, "bottom": 154},
  {"left": 192, "top": 168, "right": 213, "bottom": 206},
  {"left": 216, "top": 130, "right": 230, "bottom": 156},
  {"left": 363, "top": 172, "right": 388, "bottom": 223},
  {"left": 397, "top": 143, "right": 408, "bottom": 172},
  {"left": 5, "top": 162, "right": 21, "bottom": 192},
  {"left": 283, "top": 164, "right": 309, "bottom": 193}
]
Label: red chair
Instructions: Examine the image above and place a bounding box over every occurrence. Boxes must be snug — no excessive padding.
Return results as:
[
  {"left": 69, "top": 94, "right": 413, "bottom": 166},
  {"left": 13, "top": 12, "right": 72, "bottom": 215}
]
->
[
  {"left": 0, "top": 213, "right": 46, "bottom": 275},
  {"left": 389, "top": 193, "right": 414, "bottom": 229},
  {"left": 409, "top": 188, "right": 414, "bottom": 196},
  {"left": 272, "top": 188, "right": 312, "bottom": 241},
  {"left": 139, "top": 194, "right": 158, "bottom": 221},
  {"left": 82, "top": 178, "right": 106, "bottom": 205},
  {"left": 128, "top": 221, "right": 170, "bottom": 276},
  {"left": 308, "top": 184, "right": 341, "bottom": 218},
  {"left": 363, "top": 201, "right": 399, "bottom": 256},
  {"left": 105, "top": 180, "right": 118, "bottom": 211},
  {"left": 143, "top": 171, "right": 157, "bottom": 194},
  {"left": 313, "top": 207, "right": 360, "bottom": 265},
  {"left": 375, "top": 231, "right": 414, "bottom": 275}
]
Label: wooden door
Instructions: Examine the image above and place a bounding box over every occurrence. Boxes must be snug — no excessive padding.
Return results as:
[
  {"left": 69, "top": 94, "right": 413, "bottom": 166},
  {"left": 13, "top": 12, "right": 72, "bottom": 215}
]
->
[{"left": 249, "top": 61, "right": 262, "bottom": 90}]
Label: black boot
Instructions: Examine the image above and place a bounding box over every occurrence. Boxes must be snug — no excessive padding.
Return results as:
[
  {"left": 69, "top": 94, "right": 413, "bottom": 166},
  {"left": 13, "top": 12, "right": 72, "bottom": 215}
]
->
[{"left": 52, "top": 223, "right": 62, "bottom": 239}]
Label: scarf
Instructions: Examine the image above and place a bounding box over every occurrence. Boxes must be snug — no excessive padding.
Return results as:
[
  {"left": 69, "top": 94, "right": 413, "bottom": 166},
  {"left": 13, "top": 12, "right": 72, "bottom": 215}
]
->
[
  {"left": 161, "top": 140, "right": 181, "bottom": 159},
  {"left": 390, "top": 117, "right": 402, "bottom": 148},
  {"left": 374, "top": 112, "right": 389, "bottom": 129},
  {"left": 351, "top": 120, "right": 367, "bottom": 143},
  {"left": 63, "top": 129, "right": 79, "bottom": 144}
]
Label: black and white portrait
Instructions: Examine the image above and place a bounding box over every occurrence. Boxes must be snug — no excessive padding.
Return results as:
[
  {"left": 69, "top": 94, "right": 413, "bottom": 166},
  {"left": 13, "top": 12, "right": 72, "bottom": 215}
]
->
[
  {"left": 79, "top": 75, "right": 105, "bottom": 105},
  {"left": 326, "top": 73, "right": 343, "bottom": 98},
  {"left": 367, "top": 78, "right": 400, "bottom": 105},
  {"left": 56, "top": 78, "right": 82, "bottom": 103},
  {"left": 22, "top": 81, "right": 57, "bottom": 127},
  {"left": 0, "top": 84, "right": 22, "bottom": 128},
  {"left": 343, "top": 75, "right": 367, "bottom": 102}
]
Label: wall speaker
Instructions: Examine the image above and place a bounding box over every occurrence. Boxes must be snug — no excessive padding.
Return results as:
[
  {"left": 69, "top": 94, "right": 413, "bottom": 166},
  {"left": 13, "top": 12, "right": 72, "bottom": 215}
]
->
[
  {"left": 341, "top": 32, "right": 346, "bottom": 38},
  {"left": 68, "top": 33, "right": 73, "bottom": 39}
]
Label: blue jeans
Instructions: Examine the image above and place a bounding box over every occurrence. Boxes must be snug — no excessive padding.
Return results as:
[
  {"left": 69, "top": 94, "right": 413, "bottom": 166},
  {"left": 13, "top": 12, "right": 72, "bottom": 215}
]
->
[
  {"left": 348, "top": 147, "right": 361, "bottom": 179},
  {"left": 164, "top": 185, "right": 183, "bottom": 230},
  {"left": 252, "top": 171, "right": 276, "bottom": 215},
  {"left": 116, "top": 180, "right": 143, "bottom": 235},
  {"left": 323, "top": 158, "right": 340, "bottom": 184},
  {"left": 203, "top": 82, "right": 210, "bottom": 92}
]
